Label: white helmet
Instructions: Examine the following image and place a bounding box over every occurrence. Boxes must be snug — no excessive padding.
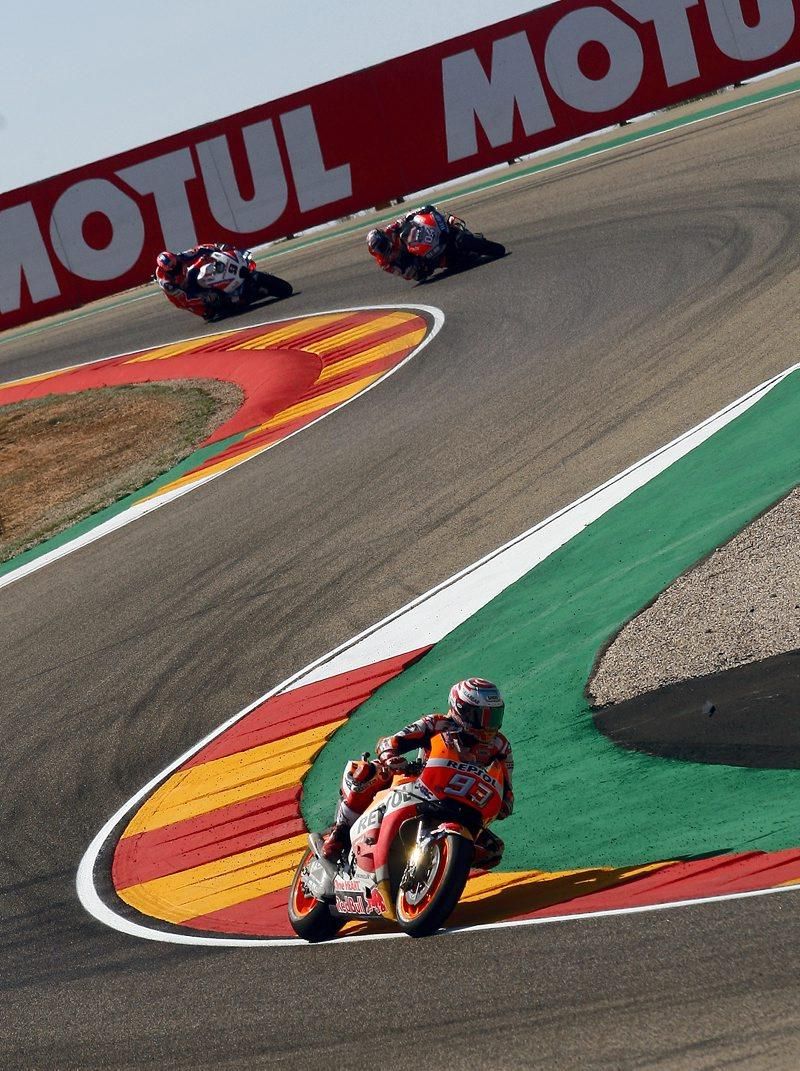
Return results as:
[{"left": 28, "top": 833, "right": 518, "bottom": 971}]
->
[{"left": 448, "top": 678, "right": 505, "bottom": 743}]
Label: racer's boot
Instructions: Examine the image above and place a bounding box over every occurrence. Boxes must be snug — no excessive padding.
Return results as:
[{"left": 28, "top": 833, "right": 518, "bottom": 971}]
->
[
  {"left": 473, "top": 828, "right": 504, "bottom": 871},
  {"left": 202, "top": 293, "right": 224, "bottom": 322},
  {"left": 320, "top": 756, "right": 390, "bottom": 861},
  {"left": 320, "top": 822, "right": 350, "bottom": 861}
]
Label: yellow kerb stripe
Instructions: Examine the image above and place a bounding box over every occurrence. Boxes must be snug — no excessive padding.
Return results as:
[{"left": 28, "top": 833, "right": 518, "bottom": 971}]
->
[
  {"left": 124, "top": 336, "right": 222, "bottom": 364},
  {"left": 317, "top": 327, "right": 426, "bottom": 383},
  {"left": 242, "top": 373, "right": 381, "bottom": 440},
  {"left": 0, "top": 364, "right": 83, "bottom": 393},
  {"left": 122, "top": 720, "right": 346, "bottom": 837},
  {"left": 228, "top": 313, "right": 351, "bottom": 351},
  {"left": 117, "top": 834, "right": 308, "bottom": 924},
  {"left": 303, "top": 312, "right": 416, "bottom": 356}
]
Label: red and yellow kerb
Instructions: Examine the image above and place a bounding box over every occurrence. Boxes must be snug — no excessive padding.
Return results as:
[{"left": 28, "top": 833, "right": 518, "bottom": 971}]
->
[
  {"left": 0, "top": 309, "right": 431, "bottom": 501},
  {"left": 111, "top": 648, "right": 800, "bottom": 940}
]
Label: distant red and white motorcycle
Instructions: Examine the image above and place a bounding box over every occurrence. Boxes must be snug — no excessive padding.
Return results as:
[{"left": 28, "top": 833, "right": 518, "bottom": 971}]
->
[{"left": 172, "top": 247, "right": 293, "bottom": 321}]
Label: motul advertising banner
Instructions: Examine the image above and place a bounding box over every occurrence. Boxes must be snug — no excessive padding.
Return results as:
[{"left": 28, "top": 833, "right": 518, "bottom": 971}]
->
[{"left": 3, "top": 0, "right": 800, "bottom": 330}]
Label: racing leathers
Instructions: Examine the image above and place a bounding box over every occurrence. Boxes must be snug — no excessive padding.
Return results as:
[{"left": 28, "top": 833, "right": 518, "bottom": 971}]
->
[
  {"left": 155, "top": 243, "right": 235, "bottom": 318},
  {"left": 322, "top": 712, "right": 514, "bottom": 868},
  {"left": 369, "top": 205, "right": 453, "bottom": 281}
]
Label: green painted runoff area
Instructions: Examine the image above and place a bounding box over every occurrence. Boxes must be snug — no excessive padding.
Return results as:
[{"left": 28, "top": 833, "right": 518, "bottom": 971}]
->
[
  {"left": 303, "top": 370, "right": 800, "bottom": 871},
  {"left": 0, "top": 428, "right": 248, "bottom": 580}
]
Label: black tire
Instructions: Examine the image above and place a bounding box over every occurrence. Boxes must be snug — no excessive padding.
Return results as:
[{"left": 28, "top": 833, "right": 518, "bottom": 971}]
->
[
  {"left": 253, "top": 271, "right": 293, "bottom": 300},
  {"left": 456, "top": 232, "right": 506, "bottom": 259},
  {"left": 395, "top": 832, "right": 473, "bottom": 938},
  {"left": 287, "top": 849, "right": 344, "bottom": 942}
]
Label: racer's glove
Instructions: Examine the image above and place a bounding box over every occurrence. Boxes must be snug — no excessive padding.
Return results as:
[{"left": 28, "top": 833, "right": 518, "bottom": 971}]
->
[
  {"left": 376, "top": 742, "right": 408, "bottom": 772},
  {"left": 498, "top": 791, "right": 514, "bottom": 820},
  {"left": 383, "top": 752, "right": 409, "bottom": 772}
]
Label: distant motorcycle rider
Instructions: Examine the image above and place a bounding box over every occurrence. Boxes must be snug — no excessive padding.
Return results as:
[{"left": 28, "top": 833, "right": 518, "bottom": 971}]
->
[
  {"left": 320, "top": 678, "right": 514, "bottom": 869},
  {"left": 367, "top": 203, "right": 464, "bottom": 281},
  {"left": 155, "top": 243, "right": 236, "bottom": 320}
]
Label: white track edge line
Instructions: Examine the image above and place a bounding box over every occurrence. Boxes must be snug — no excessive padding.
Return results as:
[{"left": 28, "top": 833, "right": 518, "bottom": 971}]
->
[
  {"left": 0, "top": 304, "right": 444, "bottom": 591},
  {"left": 76, "top": 358, "right": 800, "bottom": 947}
]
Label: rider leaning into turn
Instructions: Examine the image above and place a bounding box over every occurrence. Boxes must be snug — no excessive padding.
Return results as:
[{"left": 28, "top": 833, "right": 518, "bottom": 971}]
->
[
  {"left": 321, "top": 678, "right": 514, "bottom": 869},
  {"left": 366, "top": 203, "right": 463, "bottom": 282},
  {"left": 155, "top": 243, "right": 235, "bottom": 319}
]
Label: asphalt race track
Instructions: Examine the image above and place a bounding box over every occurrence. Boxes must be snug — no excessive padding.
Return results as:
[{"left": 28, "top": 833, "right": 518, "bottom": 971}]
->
[{"left": 3, "top": 93, "right": 800, "bottom": 1069}]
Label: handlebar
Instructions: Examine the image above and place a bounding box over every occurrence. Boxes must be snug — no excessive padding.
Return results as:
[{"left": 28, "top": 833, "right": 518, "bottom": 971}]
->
[
  {"left": 379, "top": 757, "right": 424, "bottom": 777},
  {"left": 362, "top": 751, "right": 423, "bottom": 777}
]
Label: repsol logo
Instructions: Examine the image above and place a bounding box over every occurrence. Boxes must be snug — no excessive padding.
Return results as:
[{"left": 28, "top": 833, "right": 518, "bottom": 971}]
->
[
  {"left": 446, "top": 759, "right": 497, "bottom": 785},
  {"left": 443, "top": 0, "right": 797, "bottom": 161}
]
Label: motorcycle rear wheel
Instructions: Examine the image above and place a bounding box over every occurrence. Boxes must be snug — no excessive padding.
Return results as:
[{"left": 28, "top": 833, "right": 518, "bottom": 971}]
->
[
  {"left": 395, "top": 832, "right": 473, "bottom": 938},
  {"left": 253, "top": 271, "right": 293, "bottom": 300},
  {"left": 288, "top": 849, "right": 344, "bottom": 942},
  {"left": 456, "top": 232, "right": 506, "bottom": 259}
]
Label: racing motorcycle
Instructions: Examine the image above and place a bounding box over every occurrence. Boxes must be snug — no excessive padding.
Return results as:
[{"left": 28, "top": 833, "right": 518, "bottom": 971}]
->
[
  {"left": 189, "top": 247, "right": 292, "bottom": 320},
  {"left": 288, "top": 735, "right": 506, "bottom": 940},
  {"left": 401, "top": 207, "right": 505, "bottom": 276}
]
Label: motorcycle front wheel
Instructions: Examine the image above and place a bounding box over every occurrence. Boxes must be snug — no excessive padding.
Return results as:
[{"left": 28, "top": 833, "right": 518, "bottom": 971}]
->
[
  {"left": 288, "top": 848, "right": 344, "bottom": 942},
  {"left": 395, "top": 831, "right": 473, "bottom": 938}
]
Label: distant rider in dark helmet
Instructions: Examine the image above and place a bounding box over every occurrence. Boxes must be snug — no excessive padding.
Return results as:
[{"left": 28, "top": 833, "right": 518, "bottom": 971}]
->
[
  {"left": 367, "top": 203, "right": 465, "bottom": 282},
  {"left": 320, "top": 678, "right": 514, "bottom": 869},
  {"left": 155, "top": 243, "right": 236, "bottom": 320}
]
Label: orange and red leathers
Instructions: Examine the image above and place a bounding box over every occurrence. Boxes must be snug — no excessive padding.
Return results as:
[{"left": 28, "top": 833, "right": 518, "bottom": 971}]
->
[
  {"left": 368, "top": 227, "right": 426, "bottom": 281},
  {"left": 324, "top": 713, "right": 515, "bottom": 865},
  {"left": 377, "top": 712, "right": 515, "bottom": 818},
  {"left": 333, "top": 759, "right": 393, "bottom": 828}
]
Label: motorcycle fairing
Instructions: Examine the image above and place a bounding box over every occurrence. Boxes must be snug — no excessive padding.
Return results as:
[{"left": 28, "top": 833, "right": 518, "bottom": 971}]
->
[
  {"left": 333, "top": 875, "right": 388, "bottom": 918},
  {"left": 195, "top": 250, "right": 251, "bottom": 295},
  {"left": 350, "top": 779, "right": 428, "bottom": 882},
  {"left": 403, "top": 209, "right": 448, "bottom": 260}
]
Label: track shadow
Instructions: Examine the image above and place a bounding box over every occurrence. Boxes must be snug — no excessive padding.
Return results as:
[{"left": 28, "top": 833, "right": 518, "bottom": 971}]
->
[
  {"left": 448, "top": 863, "right": 659, "bottom": 929},
  {"left": 337, "top": 857, "right": 678, "bottom": 938},
  {"left": 208, "top": 291, "right": 299, "bottom": 324},
  {"left": 593, "top": 649, "right": 800, "bottom": 768},
  {"left": 416, "top": 252, "right": 511, "bottom": 285}
]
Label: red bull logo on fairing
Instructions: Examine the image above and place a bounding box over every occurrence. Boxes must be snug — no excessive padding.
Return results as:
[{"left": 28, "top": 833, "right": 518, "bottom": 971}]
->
[
  {"left": 365, "top": 886, "right": 387, "bottom": 914},
  {"left": 334, "top": 884, "right": 386, "bottom": 917}
]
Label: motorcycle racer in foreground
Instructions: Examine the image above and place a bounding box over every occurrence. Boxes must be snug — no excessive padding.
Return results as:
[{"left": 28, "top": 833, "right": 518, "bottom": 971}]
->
[
  {"left": 155, "top": 243, "right": 236, "bottom": 320},
  {"left": 367, "top": 203, "right": 461, "bottom": 281},
  {"left": 320, "top": 678, "right": 514, "bottom": 869}
]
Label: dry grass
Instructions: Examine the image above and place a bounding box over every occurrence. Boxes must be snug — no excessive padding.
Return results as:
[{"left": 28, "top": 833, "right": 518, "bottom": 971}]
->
[{"left": 0, "top": 380, "right": 242, "bottom": 562}]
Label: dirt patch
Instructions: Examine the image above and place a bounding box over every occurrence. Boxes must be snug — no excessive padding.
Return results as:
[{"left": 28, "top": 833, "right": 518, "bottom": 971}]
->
[{"left": 0, "top": 380, "right": 242, "bottom": 562}]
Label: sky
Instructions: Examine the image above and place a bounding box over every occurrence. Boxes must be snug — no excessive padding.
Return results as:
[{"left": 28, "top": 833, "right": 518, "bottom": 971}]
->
[{"left": 2, "top": 1, "right": 552, "bottom": 196}]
